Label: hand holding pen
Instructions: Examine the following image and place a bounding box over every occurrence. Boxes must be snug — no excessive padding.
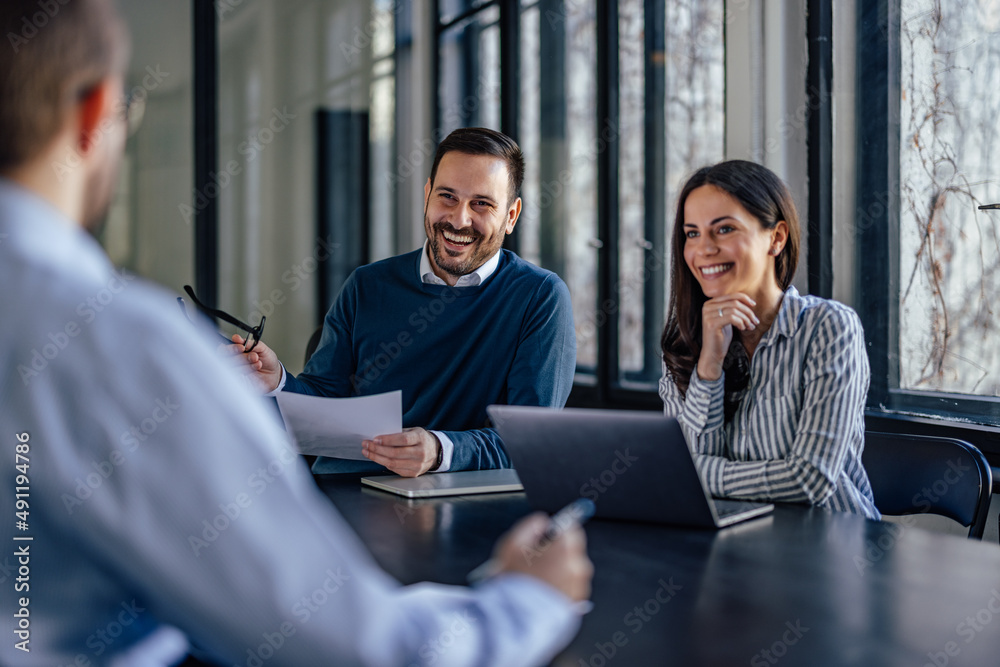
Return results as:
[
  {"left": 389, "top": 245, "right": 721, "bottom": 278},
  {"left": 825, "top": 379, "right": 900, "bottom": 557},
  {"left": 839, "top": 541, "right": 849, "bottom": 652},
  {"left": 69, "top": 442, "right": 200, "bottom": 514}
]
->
[{"left": 468, "top": 498, "right": 596, "bottom": 610}]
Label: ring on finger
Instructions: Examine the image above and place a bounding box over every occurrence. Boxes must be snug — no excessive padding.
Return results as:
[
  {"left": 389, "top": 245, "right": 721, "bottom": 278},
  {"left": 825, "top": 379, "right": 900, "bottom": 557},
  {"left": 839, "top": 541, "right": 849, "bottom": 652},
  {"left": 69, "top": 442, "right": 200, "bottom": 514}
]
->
[{"left": 718, "top": 308, "right": 724, "bottom": 318}]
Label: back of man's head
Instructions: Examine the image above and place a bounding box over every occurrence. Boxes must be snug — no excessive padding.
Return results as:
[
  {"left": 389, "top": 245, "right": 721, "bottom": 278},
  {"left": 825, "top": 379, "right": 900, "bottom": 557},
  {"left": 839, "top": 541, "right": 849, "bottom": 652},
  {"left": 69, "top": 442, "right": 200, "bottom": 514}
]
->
[
  {"left": 0, "top": 0, "right": 129, "bottom": 173},
  {"left": 429, "top": 127, "right": 525, "bottom": 207}
]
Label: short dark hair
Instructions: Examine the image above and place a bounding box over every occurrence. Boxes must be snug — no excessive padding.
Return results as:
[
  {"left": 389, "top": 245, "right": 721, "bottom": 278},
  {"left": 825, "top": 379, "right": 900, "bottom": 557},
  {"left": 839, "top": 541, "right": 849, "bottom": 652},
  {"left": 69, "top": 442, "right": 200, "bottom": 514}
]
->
[
  {"left": 0, "top": 0, "right": 129, "bottom": 172},
  {"left": 428, "top": 127, "right": 525, "bottom": 207}
]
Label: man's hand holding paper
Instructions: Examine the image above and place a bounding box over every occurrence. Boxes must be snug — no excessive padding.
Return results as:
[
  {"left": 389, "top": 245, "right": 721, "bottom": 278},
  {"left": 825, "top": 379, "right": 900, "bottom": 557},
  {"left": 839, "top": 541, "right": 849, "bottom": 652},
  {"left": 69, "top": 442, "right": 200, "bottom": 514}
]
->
[{"left": 277, "top": 390, "right": 402, "bottom": 461}]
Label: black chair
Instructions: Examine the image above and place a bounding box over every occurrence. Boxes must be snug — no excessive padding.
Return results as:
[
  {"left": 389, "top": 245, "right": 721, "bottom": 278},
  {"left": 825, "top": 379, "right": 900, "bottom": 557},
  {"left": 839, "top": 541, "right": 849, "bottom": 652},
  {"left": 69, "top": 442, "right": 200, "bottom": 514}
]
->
[
  {"left": 304, "top": 325, "right": 323, "bottom": 366},
  {"left": 863, "top": 431, "right": 993, "bottom": 539}
]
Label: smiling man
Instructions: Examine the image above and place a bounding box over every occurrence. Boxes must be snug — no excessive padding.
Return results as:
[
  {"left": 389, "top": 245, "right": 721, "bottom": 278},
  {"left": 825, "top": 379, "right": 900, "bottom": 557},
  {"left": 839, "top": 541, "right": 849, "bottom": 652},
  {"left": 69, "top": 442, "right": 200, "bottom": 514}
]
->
[{"left": 242, "top": 128, "right": 576, "bottom": 477}]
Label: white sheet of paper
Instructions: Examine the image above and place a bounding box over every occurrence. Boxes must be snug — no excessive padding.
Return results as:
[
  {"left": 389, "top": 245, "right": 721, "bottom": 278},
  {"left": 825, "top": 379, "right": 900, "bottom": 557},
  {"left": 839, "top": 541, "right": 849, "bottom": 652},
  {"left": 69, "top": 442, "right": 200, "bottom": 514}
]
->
[{"left": 276, "top": 390, "right": 402, "bottom": 459}]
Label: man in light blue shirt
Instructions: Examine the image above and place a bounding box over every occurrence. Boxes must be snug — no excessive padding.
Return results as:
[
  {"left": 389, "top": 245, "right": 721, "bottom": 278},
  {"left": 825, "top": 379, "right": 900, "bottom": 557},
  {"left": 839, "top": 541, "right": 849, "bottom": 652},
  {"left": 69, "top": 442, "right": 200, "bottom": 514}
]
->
[{"left": 0, "top": 1, "right": 592, "bottom": 665}]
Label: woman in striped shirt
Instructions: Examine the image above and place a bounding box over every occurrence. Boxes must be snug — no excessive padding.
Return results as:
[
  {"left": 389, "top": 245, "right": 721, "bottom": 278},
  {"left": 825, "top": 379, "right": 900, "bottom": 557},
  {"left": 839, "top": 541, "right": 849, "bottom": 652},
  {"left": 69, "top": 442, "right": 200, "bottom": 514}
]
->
[{"left": 659, "top": 160, "right": 880, "bottom": 519}]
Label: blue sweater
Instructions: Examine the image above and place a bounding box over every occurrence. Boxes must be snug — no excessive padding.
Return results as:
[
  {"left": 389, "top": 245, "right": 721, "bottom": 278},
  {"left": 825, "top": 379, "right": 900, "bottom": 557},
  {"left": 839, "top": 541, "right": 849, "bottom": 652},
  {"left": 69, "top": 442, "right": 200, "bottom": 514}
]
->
[{"left": 283, "top": 248, "right": 576, "bottom": 470}]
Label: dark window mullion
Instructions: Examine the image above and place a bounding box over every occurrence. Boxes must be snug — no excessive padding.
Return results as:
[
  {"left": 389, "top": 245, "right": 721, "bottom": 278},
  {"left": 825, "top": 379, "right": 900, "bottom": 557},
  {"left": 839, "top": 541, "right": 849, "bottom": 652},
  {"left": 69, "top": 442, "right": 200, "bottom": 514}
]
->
[
  {"left": 500, "top": 0, "right": 520, "bottom": 254},
  {"left": 193, "top": 0, "right": 219, "bottom": 310},
  {"left": 641, "top": 0, "right": 666, "bottom": 384},
  {"left": 807, "top": 0, "right": 833, "bottom": 298},
  {"left": 596, "top": 0, "right": 620, "bottom": 402},
  {"left": 499, "top": 0, "right": 519, "bottom": 142},
  {"left": 855, "top": 0, "right": 897, "bottom": 407},
  {"left": 432, "top": 0, "right": 441, "bottom": 135},
  {"left": 538, "top": 0, "right": 567, "bottom": 278}
]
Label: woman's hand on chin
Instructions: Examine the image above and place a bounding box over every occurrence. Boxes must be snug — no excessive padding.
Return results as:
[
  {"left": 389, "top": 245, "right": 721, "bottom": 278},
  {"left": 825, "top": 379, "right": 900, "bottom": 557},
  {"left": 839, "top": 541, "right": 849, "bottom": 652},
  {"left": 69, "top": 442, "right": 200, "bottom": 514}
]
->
[{"left": 697, "top": 293, "right": 759, "bottom": 380}]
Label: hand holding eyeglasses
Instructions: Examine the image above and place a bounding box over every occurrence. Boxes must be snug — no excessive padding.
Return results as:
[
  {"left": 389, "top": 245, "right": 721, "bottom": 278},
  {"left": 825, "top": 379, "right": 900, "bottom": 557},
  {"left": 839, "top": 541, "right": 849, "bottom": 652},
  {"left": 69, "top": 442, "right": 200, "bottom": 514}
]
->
[
  {"left": 223, "top": 334, "right": 283, "bottom": 393},
  {"left": 177, "top": 285, "right": 283, "bottom": 393}
]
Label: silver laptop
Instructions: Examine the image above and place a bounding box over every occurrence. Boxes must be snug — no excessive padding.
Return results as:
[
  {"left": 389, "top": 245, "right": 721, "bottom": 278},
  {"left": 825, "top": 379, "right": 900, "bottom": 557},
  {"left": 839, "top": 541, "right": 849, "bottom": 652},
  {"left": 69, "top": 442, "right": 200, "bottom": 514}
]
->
[
  {"left": 487, "top": 405, "right": 773, "bottom": 528},
  {"left": 361, "top": 469, "right": 523, "bottom": 498}
]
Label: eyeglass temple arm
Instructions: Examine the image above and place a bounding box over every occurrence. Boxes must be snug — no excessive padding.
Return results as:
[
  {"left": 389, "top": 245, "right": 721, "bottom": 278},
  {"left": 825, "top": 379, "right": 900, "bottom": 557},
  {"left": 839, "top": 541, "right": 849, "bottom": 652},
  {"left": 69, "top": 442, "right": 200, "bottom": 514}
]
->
[
  {"left": 177, "top": 296, "right": 238, "bottom": 345},
  {"left": 182, "top": 285, "right": 261, "bottom": 334}
]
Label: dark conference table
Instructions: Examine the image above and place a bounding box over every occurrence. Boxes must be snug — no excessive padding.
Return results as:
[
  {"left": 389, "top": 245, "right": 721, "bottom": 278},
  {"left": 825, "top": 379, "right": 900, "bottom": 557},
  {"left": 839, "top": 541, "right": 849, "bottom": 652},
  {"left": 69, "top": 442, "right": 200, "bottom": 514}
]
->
[{"left": 314, "top": 474, "right": 1000, "bottom": 667}]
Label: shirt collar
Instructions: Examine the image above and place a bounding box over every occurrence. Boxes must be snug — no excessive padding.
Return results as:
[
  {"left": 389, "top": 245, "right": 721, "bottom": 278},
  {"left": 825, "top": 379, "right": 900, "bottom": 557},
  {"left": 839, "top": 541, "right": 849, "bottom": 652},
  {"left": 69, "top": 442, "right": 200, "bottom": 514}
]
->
[
  {"left": 418, "top": 240, "right": 501, "bottom": 287},
  {"left": 0, "top": 178, "right": 110, "bottom": 283},
  {"left": 762, "top": 285, "right": 804, "bottom": 345}
]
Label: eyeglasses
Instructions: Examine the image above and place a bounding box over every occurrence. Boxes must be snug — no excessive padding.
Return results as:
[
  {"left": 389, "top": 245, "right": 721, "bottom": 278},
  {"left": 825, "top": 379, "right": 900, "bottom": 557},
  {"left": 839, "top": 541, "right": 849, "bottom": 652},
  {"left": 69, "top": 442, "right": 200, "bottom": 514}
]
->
[
  {"left": 120, "top": 90, "right": 146, "bottom": 137},
  {"left": 75, "top": 83, "right": 146, "bottom": 138},
  {"left": 176, "top": 285, "right": 265, "bottom": 353}
]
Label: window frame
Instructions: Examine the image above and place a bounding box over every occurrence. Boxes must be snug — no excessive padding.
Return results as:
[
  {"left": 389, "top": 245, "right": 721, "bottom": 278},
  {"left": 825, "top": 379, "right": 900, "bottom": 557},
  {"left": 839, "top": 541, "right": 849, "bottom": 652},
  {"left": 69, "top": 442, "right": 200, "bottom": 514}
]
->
[
  {"left": 855, "top": 0, "right": 1000, "bottom": 464},
  {"left": 431, "top": 0, "right": 671, "bottom": 410}
]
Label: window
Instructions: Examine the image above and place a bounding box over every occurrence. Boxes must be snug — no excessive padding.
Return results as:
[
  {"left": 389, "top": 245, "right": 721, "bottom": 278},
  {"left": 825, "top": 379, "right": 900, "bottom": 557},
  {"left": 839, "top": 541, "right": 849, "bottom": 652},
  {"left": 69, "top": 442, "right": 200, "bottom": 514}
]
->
[
  {"left": 215, "top": 0, "right": 397, "bottom": 374},
  {"left": 857, "top": 0, "right": 1000, "bottom": 424},
  {"left": 435, "top": 0, "right": 725, "bottom": 403},
  {"left": 107, "top": 2, "right": 194, "bottom": 293},
  {"left": 438, "top": 3, "right": 501, "bottom": 133},
  {"left": 617, "top": 0, "right": 724, "bottom": 387},
  {"left": 516, "top": 0, "right": 599, "bottom": 373}
]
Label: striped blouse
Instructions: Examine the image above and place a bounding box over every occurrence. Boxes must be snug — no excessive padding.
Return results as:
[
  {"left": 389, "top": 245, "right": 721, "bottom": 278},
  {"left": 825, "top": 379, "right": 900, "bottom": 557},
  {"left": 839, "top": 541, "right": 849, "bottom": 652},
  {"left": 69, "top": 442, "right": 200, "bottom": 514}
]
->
[{"left": 659, "top": 286, "right": 881, "bottom": 520}]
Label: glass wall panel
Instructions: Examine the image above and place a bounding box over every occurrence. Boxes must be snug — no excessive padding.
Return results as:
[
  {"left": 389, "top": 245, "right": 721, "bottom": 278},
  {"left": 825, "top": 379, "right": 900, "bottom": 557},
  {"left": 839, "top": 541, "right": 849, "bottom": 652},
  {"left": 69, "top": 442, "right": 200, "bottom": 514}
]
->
[
  {"left": 562, "top": 1, "right": 599, "bottom": 371},
  {"left": 218, "top": 0, "right": 395, "bottom": 375},
  {"left": 615, "top": 0, "right": 724, "bottom": 387},
  {"left": 617, "top": 0, "right": 647, "bottom": 380},
  {"left": 109, "top": 2, "right": 194, "bottom": 293},
  {"left": 439, "top": 5, "right": 501, "bottom": 135}
]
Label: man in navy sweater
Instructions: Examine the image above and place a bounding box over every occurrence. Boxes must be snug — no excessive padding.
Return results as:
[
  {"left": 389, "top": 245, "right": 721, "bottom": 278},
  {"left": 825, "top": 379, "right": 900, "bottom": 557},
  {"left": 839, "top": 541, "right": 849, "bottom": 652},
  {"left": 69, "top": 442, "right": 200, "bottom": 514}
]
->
[{"left": 238, "top": 128, "right": 576, "bottom": 477}]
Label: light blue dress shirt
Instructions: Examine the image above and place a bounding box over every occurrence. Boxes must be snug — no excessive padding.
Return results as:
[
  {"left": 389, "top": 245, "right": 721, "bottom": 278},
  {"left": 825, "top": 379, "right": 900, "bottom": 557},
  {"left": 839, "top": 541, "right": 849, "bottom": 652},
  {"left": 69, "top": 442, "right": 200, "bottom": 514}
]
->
[{"left": 0, "top": 180, "right": 579, "bottom": 666}]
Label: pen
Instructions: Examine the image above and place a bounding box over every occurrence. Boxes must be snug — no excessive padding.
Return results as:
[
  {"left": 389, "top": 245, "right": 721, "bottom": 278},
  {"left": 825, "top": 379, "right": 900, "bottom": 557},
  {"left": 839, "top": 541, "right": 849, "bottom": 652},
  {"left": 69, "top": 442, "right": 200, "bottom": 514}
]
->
[{"left": 467, "top": 498, "right": 597, "bottom": 583}]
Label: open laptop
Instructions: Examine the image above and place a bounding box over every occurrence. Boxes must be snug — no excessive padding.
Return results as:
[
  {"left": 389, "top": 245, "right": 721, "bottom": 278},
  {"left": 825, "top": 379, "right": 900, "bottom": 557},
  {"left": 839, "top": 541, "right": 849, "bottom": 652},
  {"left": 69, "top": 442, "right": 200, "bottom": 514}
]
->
[{"left": 487, "top": 405, "right": 773, "bottom": 528}]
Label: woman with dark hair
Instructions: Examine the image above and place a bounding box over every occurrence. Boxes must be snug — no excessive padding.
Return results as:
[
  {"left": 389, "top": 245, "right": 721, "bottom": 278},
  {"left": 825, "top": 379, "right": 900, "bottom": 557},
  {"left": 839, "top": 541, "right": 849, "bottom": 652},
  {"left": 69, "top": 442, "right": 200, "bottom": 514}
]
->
[{"left": 659, "top": 160, "right": 879, "bottom": 519}]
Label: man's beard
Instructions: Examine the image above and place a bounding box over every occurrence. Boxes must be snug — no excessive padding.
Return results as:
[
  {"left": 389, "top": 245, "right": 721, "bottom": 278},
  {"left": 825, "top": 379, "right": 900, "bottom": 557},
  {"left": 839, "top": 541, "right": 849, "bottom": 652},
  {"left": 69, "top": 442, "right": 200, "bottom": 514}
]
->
[{"left": 426, "top": 218, "right": 504, "bottom": 278}]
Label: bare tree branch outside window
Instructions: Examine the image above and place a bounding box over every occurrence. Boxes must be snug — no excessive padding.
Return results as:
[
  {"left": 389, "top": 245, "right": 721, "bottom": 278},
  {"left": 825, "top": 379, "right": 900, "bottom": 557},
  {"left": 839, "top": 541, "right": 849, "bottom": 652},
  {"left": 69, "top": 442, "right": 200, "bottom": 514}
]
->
[{"left": 898, "top": 0, "right": 1000, "bottom": 395}]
